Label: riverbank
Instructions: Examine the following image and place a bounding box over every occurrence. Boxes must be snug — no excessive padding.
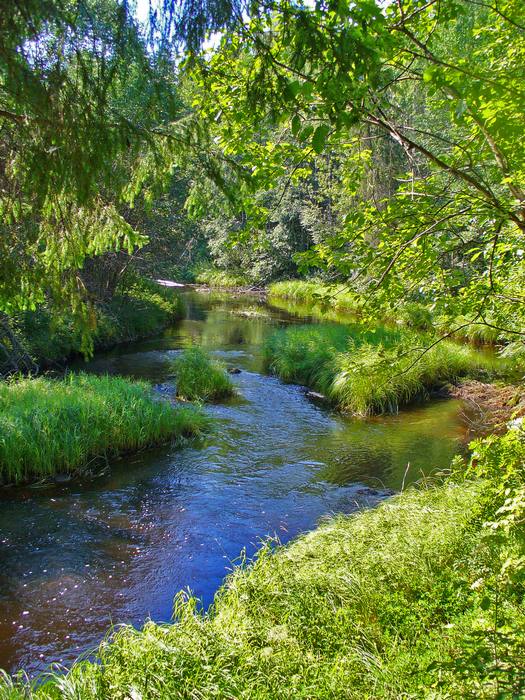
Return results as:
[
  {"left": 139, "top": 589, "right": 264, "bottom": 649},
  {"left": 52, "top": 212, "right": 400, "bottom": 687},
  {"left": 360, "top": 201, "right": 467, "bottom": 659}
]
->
[
  {"left": 263, "top": 323, "right": 498, "bottom": 415},
  {"left": 2, "top": 426, "right": 523, "bottom": 698},
  {"left": 2, "top": 278, "right": 185, "bottom": 375},
  {"left": 0, "top": 374, "right": 209, "bottom": 485},
  {"left": 268, "top": 279, "right": 506, "bottom": 344}
]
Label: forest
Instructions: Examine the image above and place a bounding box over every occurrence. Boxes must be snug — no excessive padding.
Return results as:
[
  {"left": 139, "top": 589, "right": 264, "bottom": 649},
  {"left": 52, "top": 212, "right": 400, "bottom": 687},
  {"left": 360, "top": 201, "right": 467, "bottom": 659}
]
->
[{"left": 0, "top": 0, "right": 525, "bottom": 697}]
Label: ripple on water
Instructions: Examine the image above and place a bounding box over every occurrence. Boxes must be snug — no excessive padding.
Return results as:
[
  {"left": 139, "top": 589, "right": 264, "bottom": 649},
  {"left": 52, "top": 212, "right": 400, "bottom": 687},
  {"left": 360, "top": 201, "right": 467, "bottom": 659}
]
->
[{"left": 0, "top": 291, "right": 468, "bottom": 675}]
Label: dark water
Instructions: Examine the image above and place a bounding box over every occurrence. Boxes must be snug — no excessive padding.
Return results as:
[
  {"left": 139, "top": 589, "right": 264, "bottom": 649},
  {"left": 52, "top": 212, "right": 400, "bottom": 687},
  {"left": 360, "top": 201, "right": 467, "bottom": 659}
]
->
[{"left": 0, "top": 291, "right": 470, "bottom": 675}]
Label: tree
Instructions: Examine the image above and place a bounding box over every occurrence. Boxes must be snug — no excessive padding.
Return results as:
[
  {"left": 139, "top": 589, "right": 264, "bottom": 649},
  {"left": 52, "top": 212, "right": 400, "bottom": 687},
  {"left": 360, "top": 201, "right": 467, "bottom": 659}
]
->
[
  {"left": 0, "top": 0, "right": 180, "bottom": 316},
  {"left": 183, "top": 0, "right": 525, "bottom": 334}
]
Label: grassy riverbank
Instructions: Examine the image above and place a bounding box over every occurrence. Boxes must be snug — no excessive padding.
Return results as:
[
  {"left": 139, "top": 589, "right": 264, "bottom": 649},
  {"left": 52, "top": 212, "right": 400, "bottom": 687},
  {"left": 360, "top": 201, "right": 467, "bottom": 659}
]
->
[
  {"left": 268, "top": 280, "right": 508, "bottom": 341},
  {"left": 0, "top": 374, "right": 209, "bottom": 485},
  {"left": 269, "top": 279, "right": 360, "bottom": 314},
  {"left": 2, "top": 428, "right": 524, "bottom": 698},
  {"left": 264, "top": 323, "right": 495, "bottom": 415},
  {"left": 194, "top": 267, "right": 250, "bottom": 288}
]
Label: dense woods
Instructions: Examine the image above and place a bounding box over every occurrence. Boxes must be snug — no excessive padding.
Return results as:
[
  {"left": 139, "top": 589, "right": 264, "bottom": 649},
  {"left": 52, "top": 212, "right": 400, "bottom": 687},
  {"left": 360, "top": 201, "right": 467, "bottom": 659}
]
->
[{"left": 1, "top": 0, "right": 525, "bottom": 697}]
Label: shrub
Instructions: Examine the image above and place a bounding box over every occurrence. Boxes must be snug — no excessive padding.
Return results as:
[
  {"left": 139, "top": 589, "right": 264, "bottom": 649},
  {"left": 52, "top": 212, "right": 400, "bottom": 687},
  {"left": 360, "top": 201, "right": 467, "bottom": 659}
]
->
[{"left": 173, "top": 348, "right": 236, "bottom": 401}]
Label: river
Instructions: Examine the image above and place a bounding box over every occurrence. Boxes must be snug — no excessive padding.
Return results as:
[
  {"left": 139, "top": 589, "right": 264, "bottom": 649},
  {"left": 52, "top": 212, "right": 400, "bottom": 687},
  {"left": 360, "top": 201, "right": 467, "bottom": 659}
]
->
[{"left": 0, "top": 290, "right": 470, "bottom": 675}]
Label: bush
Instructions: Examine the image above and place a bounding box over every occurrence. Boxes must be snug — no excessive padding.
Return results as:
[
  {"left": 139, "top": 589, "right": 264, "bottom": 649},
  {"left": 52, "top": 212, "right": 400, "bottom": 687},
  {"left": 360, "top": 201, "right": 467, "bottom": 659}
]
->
[
  {"left": 0, "top": 374, "right": 209, "bottom": 484},
  {"left": 173, "top": 348, "right": 236, "bottom": 401}
]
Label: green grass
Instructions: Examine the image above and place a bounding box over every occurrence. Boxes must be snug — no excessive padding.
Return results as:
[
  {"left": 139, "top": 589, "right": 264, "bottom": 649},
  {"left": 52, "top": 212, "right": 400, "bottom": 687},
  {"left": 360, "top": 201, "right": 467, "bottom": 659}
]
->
[
  {"left": 264, "top": 323, "right": 495, "bottom": 415},
  {"left": 269, "top": 279, "right": 360, "bottom": 313},
  {"left": 0, "top": 373, "right": 209, "bottom": 484},
  {"left": 195, "top": 266, "right": 250, "bottom": 288},
  {"left": 269, "top": 280, "right": 517, "bottom": 343},
  {"left": 173, "top": 347, "right": 236, "bottom": 401},
  {"left": 3, "top": 427, "right": 525, "bottom": 698}
]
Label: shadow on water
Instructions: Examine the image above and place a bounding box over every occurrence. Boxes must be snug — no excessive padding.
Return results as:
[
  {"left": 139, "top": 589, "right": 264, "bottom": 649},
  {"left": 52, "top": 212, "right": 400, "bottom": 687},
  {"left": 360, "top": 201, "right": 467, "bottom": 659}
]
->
[{"left": 0, "top": 290, "right": 471, "bottom": 675}]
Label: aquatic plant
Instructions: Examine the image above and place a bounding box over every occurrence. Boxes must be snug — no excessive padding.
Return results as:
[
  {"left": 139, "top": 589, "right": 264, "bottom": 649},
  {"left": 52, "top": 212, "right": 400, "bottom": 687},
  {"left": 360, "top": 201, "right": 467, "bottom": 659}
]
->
[
  {"left": 173, "top": 347, "right": 236, "bottom": 401},
  {"left": 0, "top": 374, "right": 209, "bottom": 484},
  {"left": 264, "top": 324, "right": 496, "bottom": 415}
]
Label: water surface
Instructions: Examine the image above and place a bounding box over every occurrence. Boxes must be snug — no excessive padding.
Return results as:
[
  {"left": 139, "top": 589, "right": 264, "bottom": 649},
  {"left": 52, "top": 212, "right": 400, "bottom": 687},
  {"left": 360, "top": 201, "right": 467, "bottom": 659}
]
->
[{"left": 0, "top": 291, "right": 469, "bottom": 674}]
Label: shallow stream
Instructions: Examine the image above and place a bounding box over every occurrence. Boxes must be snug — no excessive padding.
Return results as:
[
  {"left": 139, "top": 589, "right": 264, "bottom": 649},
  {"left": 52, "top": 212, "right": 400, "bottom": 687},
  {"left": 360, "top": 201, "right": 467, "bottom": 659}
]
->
[{"left": 0, "top": 291, "right": 471, "bottom": 674}]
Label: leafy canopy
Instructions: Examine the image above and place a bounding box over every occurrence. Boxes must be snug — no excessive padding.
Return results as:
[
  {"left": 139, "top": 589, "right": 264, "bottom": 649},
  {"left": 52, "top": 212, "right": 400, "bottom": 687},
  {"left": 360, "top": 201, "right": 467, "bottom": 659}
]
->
[{"left": 184, "top": 0, "right": 525, "bottom": 334}]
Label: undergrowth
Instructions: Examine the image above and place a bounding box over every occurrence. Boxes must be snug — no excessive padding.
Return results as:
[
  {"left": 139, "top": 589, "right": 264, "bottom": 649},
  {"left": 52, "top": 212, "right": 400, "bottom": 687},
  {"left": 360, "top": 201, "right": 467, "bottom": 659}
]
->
[
  {"left": 2, "top": 278, "right": 185, "bottom": 372},
  {"left": 173, "top": 347, "right": 236, "bottom": 401},
  {"left": 0, "top": 373, "right": 209, "bottom": 484}
]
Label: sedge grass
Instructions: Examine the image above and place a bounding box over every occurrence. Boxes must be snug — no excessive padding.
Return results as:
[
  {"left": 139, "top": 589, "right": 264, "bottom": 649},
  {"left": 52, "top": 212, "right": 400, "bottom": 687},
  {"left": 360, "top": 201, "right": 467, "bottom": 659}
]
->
[
  {"left": 264, "top": 323, "right": 496, "bottom": 415},
  {"left": 173, "top": 348, "right": 236, "bottom": 402},
  {"left": 0, "top": 373, "right": 209, "bottom": 484}
]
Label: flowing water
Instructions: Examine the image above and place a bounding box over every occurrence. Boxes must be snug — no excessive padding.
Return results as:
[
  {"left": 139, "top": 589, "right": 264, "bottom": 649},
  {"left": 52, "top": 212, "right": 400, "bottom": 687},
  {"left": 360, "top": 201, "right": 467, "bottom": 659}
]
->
[{"left": 0, "top": 291, "right": 471, "bottom": 675}]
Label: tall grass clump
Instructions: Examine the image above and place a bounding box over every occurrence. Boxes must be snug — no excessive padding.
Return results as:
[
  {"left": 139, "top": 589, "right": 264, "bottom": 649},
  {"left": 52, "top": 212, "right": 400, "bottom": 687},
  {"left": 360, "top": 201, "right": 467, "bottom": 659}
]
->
[
  {"left": 331, "top": 338, "right": 494, "bottom": 415},
  {"left": 173, "top": 348, "right": 235, "bottom": 401},
  {"left": 4, "top": 427, "right": 525, "bottom": 698},
  {"left": 0, "top": 374, "right": 209, "bottom": 484},
  {"left": 195, "top": 266, "right": 250, "bottom": 288},
  {"left": 264, "top": 324, "right": 495, "bottom": 415}
]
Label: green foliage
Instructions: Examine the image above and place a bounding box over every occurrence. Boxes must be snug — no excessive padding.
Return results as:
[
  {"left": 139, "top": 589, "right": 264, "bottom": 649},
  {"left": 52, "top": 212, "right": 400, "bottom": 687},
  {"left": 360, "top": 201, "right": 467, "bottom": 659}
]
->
[
  {"left": 0, "top": 374, "right": 209, "bottom": 484},
  {"left": 398, "top": 302, "right": 434, "bottom": 332},
  {"left": 185, "top": 0, "right": 525, "bottom": 340},
  {"left": 194, "top": 267, "right": 250, "bottom": 288},
  {"left": 173, "top": 347, "right": 235, "bottom": 401},
  {"left": 4, "top": 428, "right": 525, "bottom": 697},
  {"left": 0, "top": 1, "right": 185, "bottom": 316},
  {"left": 264, "top": 323, "right": 496, "bottom": 415},
  {"left": 4, "top": 279, "right": 185, "bottom": 371}
]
